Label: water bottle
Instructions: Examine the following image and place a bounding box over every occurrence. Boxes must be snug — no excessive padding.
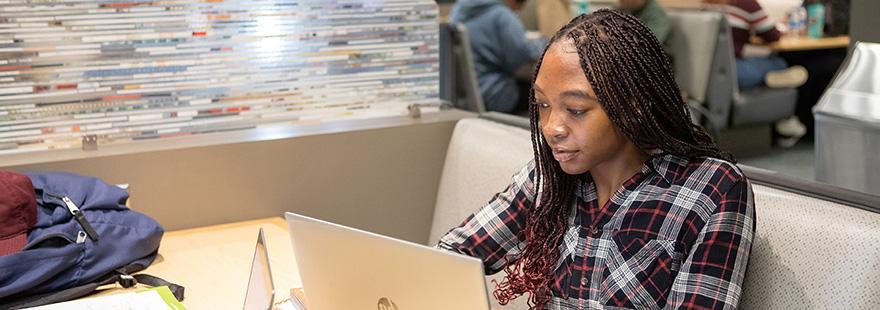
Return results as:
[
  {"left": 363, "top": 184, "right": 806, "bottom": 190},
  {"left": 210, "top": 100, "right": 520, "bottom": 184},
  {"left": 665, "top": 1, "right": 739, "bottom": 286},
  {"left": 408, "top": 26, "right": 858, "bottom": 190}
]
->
[
  {"left": 796, "top": 7, "right": 808, "bottom": 37},
  {"left": 571, "top": 0, "right": 590, "bottom": 16},
  {"left": 786, "top": 9, "right": 800, "bottom": 37},
  {"left": 807, "top": 3, "right": 825, "bottom": 38}
]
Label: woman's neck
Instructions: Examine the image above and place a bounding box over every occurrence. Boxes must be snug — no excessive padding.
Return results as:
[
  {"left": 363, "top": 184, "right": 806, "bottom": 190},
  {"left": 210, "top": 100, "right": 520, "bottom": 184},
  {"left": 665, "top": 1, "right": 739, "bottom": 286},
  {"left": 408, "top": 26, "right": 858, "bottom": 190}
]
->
[{"left": 590, "top": 145, "right": 649, "bottom": 207}]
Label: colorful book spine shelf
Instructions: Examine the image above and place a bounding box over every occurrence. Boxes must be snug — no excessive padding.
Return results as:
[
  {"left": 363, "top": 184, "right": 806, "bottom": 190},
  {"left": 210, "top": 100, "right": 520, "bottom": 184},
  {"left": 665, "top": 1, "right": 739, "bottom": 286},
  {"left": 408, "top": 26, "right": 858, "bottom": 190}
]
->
[{"left": 0, "top": 0, "right": 440, "bottom": 154}]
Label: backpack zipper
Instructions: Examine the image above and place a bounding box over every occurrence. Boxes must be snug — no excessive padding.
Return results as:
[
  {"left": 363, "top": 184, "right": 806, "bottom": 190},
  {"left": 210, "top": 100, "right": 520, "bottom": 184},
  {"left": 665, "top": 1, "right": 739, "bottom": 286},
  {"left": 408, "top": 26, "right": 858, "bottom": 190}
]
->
[
  {"left": 45, "top": 193, "right": 99, "bottom": 241},
  {"left": 61, "top": 196, "right": 98, "bottom": 241}
]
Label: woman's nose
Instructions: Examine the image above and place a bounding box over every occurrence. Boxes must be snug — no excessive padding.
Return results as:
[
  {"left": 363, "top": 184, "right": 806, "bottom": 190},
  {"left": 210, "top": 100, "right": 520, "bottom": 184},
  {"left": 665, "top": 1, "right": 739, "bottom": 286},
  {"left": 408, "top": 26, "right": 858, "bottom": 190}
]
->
[{"left": 543, "top": 110, "right": 568, "bottom": 140}]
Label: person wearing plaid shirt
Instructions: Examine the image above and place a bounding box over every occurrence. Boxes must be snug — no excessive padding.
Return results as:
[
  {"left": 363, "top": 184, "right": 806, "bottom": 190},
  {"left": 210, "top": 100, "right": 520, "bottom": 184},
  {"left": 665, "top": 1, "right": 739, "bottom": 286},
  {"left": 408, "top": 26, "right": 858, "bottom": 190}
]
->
[{"left": 437, "top": 10, "right": 755, "bottom": 310}]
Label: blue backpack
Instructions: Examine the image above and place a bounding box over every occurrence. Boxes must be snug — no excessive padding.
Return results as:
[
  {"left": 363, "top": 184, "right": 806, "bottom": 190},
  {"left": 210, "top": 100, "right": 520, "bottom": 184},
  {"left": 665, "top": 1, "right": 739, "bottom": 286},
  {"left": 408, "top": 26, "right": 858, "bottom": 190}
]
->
[{"left": 0, "top": 172, "right": 184, "bottom": 308}]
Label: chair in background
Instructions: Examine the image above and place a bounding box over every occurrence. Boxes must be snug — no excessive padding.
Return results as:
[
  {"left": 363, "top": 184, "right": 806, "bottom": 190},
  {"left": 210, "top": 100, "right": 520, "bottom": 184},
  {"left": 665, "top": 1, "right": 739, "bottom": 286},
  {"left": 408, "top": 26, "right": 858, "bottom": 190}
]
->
[
  {"left": 667, "top": 10, "right": 798, "bottom": 135},
  {"left": 667, "top": 9, "right": 729, "bottom": 127},
  {"left": 438, "top": 22, "right": 486, "bottom": 113}
]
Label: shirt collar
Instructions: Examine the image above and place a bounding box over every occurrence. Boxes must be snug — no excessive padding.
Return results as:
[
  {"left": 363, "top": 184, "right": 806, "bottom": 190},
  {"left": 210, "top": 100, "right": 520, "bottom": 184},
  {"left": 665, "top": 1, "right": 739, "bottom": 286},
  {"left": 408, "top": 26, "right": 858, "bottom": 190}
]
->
[
  {"left": 575, "top": 151, "right": 688, "bottom": 199},
  {"left": 647, "top": 151, "right": 687, "bottom": 186},
  {"left": 574, "top": 151, "right": 686, "bottom": 199}
]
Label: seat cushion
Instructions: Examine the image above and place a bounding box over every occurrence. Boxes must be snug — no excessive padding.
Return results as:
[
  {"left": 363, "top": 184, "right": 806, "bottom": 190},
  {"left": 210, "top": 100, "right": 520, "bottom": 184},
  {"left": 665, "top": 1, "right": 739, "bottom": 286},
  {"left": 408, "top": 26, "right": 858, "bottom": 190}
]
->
[
  {"left": 731, "top": 87, "right": 797, "bottom": 126},
  {"left": 429, "top": 118, "right": 533, "bottom": 245},
  {"left": 429, "top": 117, "right": 533, "bottom": 309},
  {"left": 667, "top": 10, "right": 721, "bottom": 104},
  {"left": 739, "top": 184, "right": 880, "bottom": 309}
]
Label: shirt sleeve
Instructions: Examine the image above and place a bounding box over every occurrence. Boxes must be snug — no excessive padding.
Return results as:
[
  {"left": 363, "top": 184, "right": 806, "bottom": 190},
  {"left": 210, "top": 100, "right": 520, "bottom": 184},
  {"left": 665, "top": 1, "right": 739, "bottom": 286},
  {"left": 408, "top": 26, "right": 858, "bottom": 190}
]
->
[
  {"left": 495, "top": 9, "right": 546, "bottom": 75},
  {"left": 749, "top": 0, "right": 781, "bottom": 43},
  {"left": 640, "top": 5, "right": 671, "bottom": 44},
  {"left": 666, "top": 178, "right": 756, "bottom": 309},
  {"left": 436, "top": 161, "right": 537, "bottom": 275}
]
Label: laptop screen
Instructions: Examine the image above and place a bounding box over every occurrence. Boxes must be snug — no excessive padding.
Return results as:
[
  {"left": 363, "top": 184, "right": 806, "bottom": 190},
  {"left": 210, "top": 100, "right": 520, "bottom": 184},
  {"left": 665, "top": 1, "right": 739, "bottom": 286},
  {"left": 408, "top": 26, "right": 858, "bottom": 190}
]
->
[
  {"left": 284, "top": 212, "right": 490, "bottom": 310},
  {"left": 243, "top": 228, "right": 274, "bottom": 310}
]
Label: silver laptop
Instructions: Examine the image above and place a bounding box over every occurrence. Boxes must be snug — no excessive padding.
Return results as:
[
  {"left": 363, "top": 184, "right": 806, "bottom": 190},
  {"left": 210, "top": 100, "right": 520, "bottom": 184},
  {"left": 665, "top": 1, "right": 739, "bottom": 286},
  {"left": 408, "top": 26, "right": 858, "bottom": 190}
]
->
[
  {"left": 284, "top": 212, "right": 491, "bottom": 310},
  {"left": 243, "top": 228, "right": 275, "bottom": 310}
]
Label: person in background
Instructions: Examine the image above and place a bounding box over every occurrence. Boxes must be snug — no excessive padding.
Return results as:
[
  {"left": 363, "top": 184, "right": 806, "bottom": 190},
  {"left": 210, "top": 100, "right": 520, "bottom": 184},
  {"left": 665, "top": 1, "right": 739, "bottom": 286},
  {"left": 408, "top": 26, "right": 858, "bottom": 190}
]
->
[
  {"left": 704, "top": 0, "right": 809, "bottom": 147},
  {"left": 618, "top": 0, "right": 672, "bottom": 54},
  {"left": 450, "top": 0, "right": 546, "bottom": 114},
  {"left": 439, "top": 9, "right": 754, "bottom": 309}
]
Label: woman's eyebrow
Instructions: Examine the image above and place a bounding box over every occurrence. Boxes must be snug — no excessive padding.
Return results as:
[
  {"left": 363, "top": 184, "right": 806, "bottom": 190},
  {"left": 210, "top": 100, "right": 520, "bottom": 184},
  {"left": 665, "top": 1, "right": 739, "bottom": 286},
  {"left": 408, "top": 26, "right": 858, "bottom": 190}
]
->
[
  {"left": 533, "top": 85, "right": 544, "bottom": 95},
  {"left": 560, "top": 89, "right": 597, "bottom": 101}
]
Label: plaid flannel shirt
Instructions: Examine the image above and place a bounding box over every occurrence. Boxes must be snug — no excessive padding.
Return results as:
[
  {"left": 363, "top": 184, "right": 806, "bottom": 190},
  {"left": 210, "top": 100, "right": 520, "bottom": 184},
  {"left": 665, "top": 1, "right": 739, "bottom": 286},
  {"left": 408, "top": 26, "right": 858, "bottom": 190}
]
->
[{"left": 438, "top": 153, "right": 755, "bottom": 309}]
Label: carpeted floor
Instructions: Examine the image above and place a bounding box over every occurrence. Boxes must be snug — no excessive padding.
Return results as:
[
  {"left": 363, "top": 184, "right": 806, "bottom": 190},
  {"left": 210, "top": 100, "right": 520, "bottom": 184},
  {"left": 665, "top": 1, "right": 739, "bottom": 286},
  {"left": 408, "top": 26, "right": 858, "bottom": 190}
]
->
[{"left": 739, "top": 139, "right": 815, "bottom": 181}]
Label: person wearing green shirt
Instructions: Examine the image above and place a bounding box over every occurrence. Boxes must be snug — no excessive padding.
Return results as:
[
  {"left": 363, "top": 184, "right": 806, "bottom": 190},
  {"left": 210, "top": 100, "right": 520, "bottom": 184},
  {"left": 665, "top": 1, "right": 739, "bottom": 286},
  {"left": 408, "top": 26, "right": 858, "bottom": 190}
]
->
[{"left": 618, "top": 0, "right": 672, "bottom": 54}]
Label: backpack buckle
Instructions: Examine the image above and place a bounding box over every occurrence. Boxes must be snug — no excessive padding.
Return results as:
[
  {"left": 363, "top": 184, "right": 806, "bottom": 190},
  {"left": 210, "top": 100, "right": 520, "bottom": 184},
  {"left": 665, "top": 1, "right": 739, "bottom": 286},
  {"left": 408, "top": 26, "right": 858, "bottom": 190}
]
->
[{"left": 119, "top": 274, "right": 138, "bottom": 288}]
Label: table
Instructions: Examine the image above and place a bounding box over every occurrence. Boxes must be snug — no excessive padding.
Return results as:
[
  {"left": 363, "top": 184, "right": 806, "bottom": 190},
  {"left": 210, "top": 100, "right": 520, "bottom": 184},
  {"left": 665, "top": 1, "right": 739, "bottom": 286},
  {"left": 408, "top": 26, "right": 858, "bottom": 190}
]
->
[
  {"left": 95, "top": 217, "right": 302, "bottom": 309},
  {"left": 767, "top": 35, "right": 850, "bottom": 52}
]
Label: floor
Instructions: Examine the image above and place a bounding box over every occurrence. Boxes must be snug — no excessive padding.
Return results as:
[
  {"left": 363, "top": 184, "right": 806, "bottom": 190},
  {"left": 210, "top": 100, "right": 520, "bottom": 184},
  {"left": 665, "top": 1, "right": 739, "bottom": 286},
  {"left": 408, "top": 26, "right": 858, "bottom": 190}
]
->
[{"left": 738, "top": 138, "right": 815, "bottom": 181}]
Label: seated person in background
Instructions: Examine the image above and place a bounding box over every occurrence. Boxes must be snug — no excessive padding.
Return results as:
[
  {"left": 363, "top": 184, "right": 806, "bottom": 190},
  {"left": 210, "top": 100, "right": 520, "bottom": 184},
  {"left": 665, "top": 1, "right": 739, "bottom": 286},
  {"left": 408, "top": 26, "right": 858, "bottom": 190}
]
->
[
  {"left": 450, "top": 0, "right": 546, "bottom": 114},
  {"left": 439, "top": 10, "right": 755, "bottom": 309},
  {"left": 704, "top": 0, "right": 808, "bottom": 146},
  {"left": 618, "top": 0, "right": 672, "bottom": 54},
  {"left": 703, "top": 0, "right": 807, "bottom": 89}
]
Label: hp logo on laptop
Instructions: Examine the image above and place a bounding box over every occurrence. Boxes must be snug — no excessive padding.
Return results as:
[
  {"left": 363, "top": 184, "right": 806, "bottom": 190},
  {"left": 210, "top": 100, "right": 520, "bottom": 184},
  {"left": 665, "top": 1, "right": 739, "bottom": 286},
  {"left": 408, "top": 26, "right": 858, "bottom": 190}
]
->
[{"left": 377, "top": 297, "right": 398, "bottom": 310}]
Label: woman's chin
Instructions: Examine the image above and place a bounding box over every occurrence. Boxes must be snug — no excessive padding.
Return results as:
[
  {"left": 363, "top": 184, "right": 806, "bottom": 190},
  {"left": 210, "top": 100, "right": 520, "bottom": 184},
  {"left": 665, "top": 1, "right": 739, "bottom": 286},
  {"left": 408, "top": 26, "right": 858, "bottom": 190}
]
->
[{"left": 558, "top": 162, "right": 589, "bottom": 175}]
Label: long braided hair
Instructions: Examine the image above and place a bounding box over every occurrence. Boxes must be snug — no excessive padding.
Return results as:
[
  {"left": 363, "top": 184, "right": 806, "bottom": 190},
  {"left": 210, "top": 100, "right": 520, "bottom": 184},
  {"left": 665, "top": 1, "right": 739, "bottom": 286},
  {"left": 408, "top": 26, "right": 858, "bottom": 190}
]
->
[{"left": 493, "top": 9, "right": 734, "bottom": 309}]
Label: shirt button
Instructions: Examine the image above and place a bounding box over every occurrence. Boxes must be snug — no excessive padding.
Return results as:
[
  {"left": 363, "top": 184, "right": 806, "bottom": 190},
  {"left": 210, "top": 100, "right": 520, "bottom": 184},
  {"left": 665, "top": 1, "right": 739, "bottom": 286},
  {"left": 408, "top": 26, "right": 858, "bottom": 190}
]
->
[
  {"left": 581, "top": 277, "right": 588, "bottom": 286},
  {"left": 590, "top": 226, "right": 601, "bottom": 237}
]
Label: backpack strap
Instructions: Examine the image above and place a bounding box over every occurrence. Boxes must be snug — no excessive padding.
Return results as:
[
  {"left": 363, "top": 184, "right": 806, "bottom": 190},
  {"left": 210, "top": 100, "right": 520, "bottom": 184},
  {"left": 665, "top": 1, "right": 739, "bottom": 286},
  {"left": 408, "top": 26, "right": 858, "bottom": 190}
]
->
[{"left": 124, "top": 273, "right": 186, "bottom": 301}]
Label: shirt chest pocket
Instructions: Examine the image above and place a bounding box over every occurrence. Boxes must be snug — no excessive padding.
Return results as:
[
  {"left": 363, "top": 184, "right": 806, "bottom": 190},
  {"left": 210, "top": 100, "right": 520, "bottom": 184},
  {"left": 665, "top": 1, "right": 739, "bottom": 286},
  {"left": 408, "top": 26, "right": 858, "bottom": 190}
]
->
[{"left": 600, "top": 231, "right": 683, "bottom": 310}]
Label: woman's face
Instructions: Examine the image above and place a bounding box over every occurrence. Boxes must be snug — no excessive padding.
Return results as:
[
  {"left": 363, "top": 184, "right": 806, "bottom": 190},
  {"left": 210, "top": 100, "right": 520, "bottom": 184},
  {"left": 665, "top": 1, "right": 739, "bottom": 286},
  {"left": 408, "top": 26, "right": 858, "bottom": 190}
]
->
[{"left": 533, "top": 40, "right": 632, "bottom": 175}]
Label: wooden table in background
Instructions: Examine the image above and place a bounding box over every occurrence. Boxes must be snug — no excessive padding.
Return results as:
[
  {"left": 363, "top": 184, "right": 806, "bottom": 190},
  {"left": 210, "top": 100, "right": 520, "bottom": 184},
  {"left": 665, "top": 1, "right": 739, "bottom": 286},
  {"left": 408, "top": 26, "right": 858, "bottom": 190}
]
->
[
  {"left": 94, "top": 217, "right": 302, "bottom": 309},
  {"left": 767, "top": 36, "right": 850, "bottom": 52}
]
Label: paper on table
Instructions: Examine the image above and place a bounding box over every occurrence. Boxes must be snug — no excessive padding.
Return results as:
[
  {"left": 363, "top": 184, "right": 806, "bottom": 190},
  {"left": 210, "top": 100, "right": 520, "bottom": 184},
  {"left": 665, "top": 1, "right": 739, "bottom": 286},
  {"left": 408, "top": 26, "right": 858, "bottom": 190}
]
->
[{"left": 26, "top": 286, "right": 186, "bottom": 310}]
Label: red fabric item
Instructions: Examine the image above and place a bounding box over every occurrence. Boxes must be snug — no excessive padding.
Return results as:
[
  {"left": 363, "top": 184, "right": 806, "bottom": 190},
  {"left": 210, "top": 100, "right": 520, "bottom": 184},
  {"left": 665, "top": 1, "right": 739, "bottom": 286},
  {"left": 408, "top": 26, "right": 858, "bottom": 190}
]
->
[
  {"left": 0, "top": 234, "right": 27, "bottom": 257},
  {"left": 720, "top": 0, "right": 782, "bottom": 57},
  {"left": 0, "top": 171, "right": 37, "bottom": 256}
]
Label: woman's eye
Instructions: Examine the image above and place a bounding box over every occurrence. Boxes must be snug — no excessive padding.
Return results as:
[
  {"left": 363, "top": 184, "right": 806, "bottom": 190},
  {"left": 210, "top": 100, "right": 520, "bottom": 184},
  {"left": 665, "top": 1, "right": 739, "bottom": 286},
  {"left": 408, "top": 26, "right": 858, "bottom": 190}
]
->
[
  {"left": 568, "top": 109, "right": 585, "bottom": 116},
  {"left": 534, "top": 101, "right": 550, "bottom": 108}
]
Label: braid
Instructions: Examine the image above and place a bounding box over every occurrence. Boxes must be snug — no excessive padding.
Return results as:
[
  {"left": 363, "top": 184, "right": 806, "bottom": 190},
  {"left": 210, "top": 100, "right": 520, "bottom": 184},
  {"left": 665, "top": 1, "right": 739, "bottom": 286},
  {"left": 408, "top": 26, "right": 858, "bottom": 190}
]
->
[
  {"left": 491, "top": 9, "right": 734, "bottom": 310},
  {"left": 576, "top": 11, "right": 734, "bottom": 160}
]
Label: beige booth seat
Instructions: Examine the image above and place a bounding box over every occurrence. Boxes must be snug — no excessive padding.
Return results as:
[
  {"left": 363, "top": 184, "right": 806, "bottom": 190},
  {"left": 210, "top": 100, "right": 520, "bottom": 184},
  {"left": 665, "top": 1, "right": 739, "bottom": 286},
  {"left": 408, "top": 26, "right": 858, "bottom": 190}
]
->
[
  {"left": 738, "top": 179, "right": 880, "bottom": 309},
  {"left": 428, "top": 115, "right": 533, "bottom": 309},
  {"left": 429, "top": 114, "right": 880, "bottom": 309}
]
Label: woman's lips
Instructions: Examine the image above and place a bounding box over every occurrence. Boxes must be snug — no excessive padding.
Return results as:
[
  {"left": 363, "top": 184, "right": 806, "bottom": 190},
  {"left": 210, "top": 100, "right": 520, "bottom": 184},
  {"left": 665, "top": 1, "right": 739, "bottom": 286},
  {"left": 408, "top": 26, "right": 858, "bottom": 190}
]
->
[{"left": 552, "top": 149, "right": 578, "bottom": 162}]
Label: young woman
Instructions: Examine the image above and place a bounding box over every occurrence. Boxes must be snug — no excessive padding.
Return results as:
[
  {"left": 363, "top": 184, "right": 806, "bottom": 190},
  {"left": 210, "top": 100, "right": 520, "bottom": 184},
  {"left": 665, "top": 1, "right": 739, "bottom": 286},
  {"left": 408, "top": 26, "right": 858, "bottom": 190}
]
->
[{"left": 438, "top": 9, "right": 755, "bottom": 310}]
